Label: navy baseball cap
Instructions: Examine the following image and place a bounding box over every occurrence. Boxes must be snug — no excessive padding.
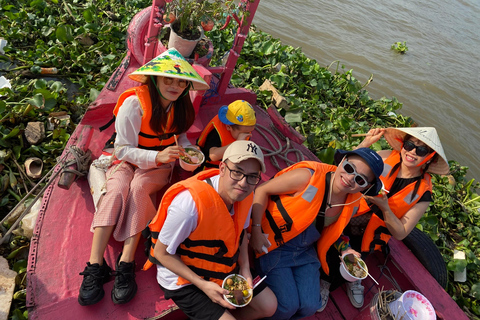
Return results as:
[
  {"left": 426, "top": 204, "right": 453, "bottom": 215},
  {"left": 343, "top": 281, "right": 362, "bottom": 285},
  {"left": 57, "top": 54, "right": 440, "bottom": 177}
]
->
[{"left": 334, "top": 148, "right": 384, "bottom": 196}]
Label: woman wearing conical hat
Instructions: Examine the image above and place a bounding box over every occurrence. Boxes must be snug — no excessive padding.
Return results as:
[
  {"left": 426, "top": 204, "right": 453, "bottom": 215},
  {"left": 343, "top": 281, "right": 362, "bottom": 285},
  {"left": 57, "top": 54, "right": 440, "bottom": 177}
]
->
[
  {"left": 318, "top": 127, "right": 449, "bottom": 311},
  {"left": 78, "top": 49, "right": 209, "bottom": 307}
]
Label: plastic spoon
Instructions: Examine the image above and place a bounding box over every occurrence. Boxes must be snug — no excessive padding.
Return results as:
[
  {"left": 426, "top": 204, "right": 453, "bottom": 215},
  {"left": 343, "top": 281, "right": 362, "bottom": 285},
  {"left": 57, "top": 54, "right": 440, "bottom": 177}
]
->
[
  {"left": 174, "top": 135, "right": 199, "bottom": 164},
  {"left": 355, "top": 257, "right": 379, "bottom": 285}
]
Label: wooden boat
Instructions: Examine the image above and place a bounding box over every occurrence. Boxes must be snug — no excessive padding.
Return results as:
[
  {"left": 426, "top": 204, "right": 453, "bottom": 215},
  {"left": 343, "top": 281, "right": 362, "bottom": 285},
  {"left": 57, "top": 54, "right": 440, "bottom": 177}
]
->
[{"left": 26, "top": 0, "right": 468, "bottom": 319}]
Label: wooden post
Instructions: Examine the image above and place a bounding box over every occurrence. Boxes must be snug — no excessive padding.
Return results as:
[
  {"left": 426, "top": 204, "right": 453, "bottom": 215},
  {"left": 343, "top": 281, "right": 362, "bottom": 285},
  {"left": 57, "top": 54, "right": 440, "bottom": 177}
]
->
[
  {"left": 57, "top": 125, "right": 94, "bottom": 190},
  {"left": 259, "top": 79, "right": 289, "bottom": 110}
]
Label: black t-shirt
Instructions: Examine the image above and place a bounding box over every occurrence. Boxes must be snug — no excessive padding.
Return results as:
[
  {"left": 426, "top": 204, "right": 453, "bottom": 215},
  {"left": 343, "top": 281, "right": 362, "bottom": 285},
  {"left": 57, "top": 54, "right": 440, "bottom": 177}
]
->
[
  {"left": 347, "top": 176, "right": 432, "bottom": 235},
  {"left": 195, "top": 129, "right": 222, "bottom": 173}
]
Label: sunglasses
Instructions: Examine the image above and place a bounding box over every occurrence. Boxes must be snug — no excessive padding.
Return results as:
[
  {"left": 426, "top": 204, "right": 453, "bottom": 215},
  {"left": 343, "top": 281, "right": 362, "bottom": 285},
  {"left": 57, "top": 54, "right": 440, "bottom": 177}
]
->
[
  {"left": 403, "top": 140, "right": 431, "bottom": 157},
  {"left": 163, "top": 77, "right": 189, "bottom": 89},
  {"left": 342, "top": 158, "right": 369, "bottom": 188}
]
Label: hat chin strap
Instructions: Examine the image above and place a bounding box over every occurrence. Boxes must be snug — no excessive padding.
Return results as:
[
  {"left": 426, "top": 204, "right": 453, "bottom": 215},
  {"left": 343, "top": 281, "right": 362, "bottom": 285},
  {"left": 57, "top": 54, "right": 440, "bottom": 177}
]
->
[
  {"left": 179, "top": 82, "right": 191, "bottom": 97},
  {"left": 416, "top": 151, "right": 436, "bottom": 167}
]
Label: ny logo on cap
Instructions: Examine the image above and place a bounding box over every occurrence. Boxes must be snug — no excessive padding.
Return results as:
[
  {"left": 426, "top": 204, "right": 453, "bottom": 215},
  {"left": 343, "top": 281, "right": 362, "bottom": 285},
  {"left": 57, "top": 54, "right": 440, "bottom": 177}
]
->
[{"left": 247, "top": 143, "right": 258, "bottom": 154}]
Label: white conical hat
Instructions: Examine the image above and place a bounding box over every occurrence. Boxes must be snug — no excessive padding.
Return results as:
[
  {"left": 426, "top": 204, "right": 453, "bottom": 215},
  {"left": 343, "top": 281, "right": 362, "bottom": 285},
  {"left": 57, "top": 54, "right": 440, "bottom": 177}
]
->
[
  {"left": 384, "top": 127, "right": 449, "bottom": 175},
  {"left": 128, "top": 48, "right": 209, "bottom": 91}
]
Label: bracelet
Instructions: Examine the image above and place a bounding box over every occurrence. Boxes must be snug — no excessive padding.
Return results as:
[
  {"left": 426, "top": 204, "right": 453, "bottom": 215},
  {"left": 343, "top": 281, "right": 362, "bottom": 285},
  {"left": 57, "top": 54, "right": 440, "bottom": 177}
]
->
[{"left": 252, "top": 224, "right": 262, "bottom": 227}]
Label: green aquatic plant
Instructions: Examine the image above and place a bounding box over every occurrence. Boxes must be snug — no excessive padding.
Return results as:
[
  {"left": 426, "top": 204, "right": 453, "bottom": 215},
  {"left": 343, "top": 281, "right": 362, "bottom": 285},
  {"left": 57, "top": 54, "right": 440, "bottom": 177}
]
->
[
  {"left": 419, "top": 162, "right": 480, "bottom": 316},
  {"left": 391, "top": 41, "right": 408, "bottom": 54}
]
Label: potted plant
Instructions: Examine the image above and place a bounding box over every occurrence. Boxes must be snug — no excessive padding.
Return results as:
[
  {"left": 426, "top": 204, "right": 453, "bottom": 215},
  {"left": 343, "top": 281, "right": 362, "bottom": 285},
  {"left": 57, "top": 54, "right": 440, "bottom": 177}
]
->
[{"left": 156, "top": 0, "right": 253, "bottom": 57}]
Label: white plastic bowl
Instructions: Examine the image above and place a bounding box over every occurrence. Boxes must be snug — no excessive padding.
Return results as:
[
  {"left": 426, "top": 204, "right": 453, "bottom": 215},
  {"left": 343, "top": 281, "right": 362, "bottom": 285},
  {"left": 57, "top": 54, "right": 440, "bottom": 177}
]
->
[
  {"left": 339, "top": 253, "right": 368, "bottom": 282},
  {"left": 222, "top": 274, "right": 253, "bottom": 307},
  {"left": 388, "top": 290, "right": 436, "bottom": 320},
  {"left": 179, "top": 147, "right": 204, "bottom": 172}
]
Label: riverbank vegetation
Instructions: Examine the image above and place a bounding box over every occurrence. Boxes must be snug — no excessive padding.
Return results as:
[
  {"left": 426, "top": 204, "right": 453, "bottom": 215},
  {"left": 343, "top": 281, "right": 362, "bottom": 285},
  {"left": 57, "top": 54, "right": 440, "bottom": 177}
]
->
[{"left": 0, "top": 0, "right": 479, "bottom": 318}]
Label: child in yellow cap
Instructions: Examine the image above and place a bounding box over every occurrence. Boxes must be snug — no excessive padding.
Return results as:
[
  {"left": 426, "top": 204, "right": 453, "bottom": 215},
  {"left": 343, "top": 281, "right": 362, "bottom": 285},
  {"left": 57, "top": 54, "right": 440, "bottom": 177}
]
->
[{"left": 196, "top": 100, "right": 256, "bottom": 171}]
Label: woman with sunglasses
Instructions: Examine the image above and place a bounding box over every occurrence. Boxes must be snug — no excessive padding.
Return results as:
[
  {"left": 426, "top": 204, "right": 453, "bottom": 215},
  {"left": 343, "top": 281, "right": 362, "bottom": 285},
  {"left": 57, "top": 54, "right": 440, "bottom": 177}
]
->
[
  {"left": 318, "top": 127, "right": 449, "bottom": 311},
  {"left": 249, "top": 148, "right": 384, "bottom": 320},
  {"left": 78, "top": 49, "right": 209, "bottom": 306}
]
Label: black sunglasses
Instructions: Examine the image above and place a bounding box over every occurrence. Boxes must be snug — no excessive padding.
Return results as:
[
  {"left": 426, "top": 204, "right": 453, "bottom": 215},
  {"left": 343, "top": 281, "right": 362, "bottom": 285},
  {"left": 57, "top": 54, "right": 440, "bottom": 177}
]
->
[
  {"left": 342, "top": 158, "right": 369, "bottom": 188},
  {"left": 403, "top": 140, "right": 431, "bottom": 157}
]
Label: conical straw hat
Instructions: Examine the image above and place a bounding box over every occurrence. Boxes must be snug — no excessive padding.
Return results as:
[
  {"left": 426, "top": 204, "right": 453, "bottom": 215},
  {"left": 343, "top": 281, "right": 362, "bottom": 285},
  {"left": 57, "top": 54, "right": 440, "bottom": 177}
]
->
[
  {"left": 128, "top": 48, "right": 209, "bottom": 91},
  {"left": 384, "top": 127, "right": 449, "bottom": 175}
]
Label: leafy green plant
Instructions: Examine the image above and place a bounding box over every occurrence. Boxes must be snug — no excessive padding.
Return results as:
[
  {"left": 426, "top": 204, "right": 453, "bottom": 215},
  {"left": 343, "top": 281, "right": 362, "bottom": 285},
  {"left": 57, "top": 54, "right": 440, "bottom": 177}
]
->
[
  {"left": 391, "top": 41, "right": 408, "bottom": 54},
  {"left": 419, "top": 162, "right": 480, "bottom": 316},
  {"left": 0, "top": 0, "right": 152, "bottom": 318}
]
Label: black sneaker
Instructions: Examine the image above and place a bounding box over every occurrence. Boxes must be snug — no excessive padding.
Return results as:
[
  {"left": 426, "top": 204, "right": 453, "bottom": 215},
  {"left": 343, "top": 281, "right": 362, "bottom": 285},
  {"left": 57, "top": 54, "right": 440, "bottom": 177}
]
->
[
  {"left": 78, "top": 260, "right": 112, "bottom": 306},
  {"left": 111, "top": 255, "right": 137, "bottom": 304}
]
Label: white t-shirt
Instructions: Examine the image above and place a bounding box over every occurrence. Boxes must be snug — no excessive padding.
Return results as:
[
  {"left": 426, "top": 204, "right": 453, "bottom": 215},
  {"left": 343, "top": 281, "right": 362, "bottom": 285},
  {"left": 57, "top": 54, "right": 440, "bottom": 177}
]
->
[
  {"left": 156, "top": 175, "right": 251, "bottom": 290},
  {"left": 100, "top": 95, "right": 191, "bottom": 169}
]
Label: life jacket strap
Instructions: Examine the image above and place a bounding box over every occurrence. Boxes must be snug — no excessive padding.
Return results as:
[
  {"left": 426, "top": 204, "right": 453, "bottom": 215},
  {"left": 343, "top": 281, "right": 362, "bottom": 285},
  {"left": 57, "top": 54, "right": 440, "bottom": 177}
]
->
[{"left": 177, "top": 238, "right": 240, "bottom": 267}]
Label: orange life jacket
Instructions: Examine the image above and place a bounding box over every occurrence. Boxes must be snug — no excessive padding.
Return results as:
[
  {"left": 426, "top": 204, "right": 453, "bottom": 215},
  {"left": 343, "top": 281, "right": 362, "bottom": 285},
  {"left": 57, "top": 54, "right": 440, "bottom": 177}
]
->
[
  {"left": 196, "top": 115, "right": 236, "bottom": 168},
  {"left": 106, "top": 85, "right": 176, "bottom": 150},
  {"left": 356, "top": 150, "right": 432, "bottom": 253},
  {"left": 143, "top": 169, "right": 253, "bottom": 286},
  {"left": 255, "top": 161, "right": 361, "bottom": 275}
]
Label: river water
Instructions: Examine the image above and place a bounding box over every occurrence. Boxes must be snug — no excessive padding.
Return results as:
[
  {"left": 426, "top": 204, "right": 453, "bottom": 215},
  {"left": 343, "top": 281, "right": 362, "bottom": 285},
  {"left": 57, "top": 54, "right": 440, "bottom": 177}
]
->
[{"left": 254, "top": 0, "right": 480, "bottom": 180}]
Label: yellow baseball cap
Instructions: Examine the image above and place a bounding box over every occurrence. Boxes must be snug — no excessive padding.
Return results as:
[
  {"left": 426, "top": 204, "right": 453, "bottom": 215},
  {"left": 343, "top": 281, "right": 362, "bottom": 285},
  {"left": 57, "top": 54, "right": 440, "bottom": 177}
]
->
[{"left": 218, "top": 100, "right": 256, "bottom": 126}]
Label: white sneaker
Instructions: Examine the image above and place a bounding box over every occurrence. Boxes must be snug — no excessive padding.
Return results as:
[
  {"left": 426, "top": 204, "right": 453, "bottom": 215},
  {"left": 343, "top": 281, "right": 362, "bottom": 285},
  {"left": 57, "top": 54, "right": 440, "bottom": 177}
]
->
[
  {"left": 347, "top": 280, "right": 364, "bottom": 308},
  {"left": 317, "top": 280, "right": 331, "bottom": 312}
]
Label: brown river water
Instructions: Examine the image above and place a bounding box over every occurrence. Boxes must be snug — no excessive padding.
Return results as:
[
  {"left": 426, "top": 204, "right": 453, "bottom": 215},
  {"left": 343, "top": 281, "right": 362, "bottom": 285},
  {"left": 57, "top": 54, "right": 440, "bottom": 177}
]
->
[{"left": 253, "top": 0, "right": 480, "bottom": 180}]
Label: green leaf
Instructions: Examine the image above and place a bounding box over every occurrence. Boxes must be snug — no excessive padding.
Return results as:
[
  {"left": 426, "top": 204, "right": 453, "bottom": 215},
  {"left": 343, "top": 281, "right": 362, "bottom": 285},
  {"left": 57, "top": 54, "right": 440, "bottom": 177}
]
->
[
  {"left": 0, "top": 100, "right": 6, "bottom": 114},
  {"left": 424, "top": 216, "right": 439, "bottom": 226},
  {"left": 447, "top": 259, "right": 467, "bottom": 272},
  {"left": 471, "top": 283, "right": 480, "bottom": 299},
  {"left": 44, "top": 98, "right": 57, "bottom": 111},
  {"left": 34, "top": 79, "right": 47, "bottom": 90},
  {"left": 89, "top": 88, "right": 100, "bottom": 102},
  {"left": 83, "top": 9, "right": 95, "bottom": 22},
  {"left": 270, "top": 74, "right": 286, "bottom": 89},
  {"left": 6, "top": 245, "right": 28, "bottom": 259},
  {"left": 56, "top": 25, "right": 74, "bottom": 42},
  {"left": 27, "top": 94, "right": 44, "bottom": 108},
  {"left": 318, "top": 147, "right": 335, "bottom": 164},
  {"left": 4, "top": 127, "right": 20, "bottom": 139},
  {"left": 262, "top": 40, "right": 275, "bottom": 55},
  {"left": 10, "top": 308, "right": 27, "bottom": 320}
]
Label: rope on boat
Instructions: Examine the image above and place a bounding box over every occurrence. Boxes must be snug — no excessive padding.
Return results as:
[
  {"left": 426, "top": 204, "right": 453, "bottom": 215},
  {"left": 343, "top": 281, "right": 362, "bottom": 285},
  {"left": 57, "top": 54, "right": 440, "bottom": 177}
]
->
[
  {"left": 255, "top": 123, "right": 304, "bottom": 171},
  {"left": 61, "top": 145, "right": 91, "bottom": 177},
  {"left": 0, "top": 146, "right": 91, "bottom": 244}
]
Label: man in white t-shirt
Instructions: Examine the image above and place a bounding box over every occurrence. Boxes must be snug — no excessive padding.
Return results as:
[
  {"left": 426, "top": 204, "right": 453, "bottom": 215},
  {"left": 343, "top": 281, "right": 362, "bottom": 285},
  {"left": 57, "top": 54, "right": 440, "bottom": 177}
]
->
[{"left": 143, "top": 140, "right": 277, "bottom": 320}]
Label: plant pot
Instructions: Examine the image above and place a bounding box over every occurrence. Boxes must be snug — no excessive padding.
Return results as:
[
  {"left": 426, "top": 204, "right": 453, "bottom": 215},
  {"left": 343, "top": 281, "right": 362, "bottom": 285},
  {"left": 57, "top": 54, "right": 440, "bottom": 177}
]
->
[
  {"left": 159, "top": 27, "right": 213, "bottom": 67},
  {"left": 168, "top": 23, "right": 204, "bottom": 58}
]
